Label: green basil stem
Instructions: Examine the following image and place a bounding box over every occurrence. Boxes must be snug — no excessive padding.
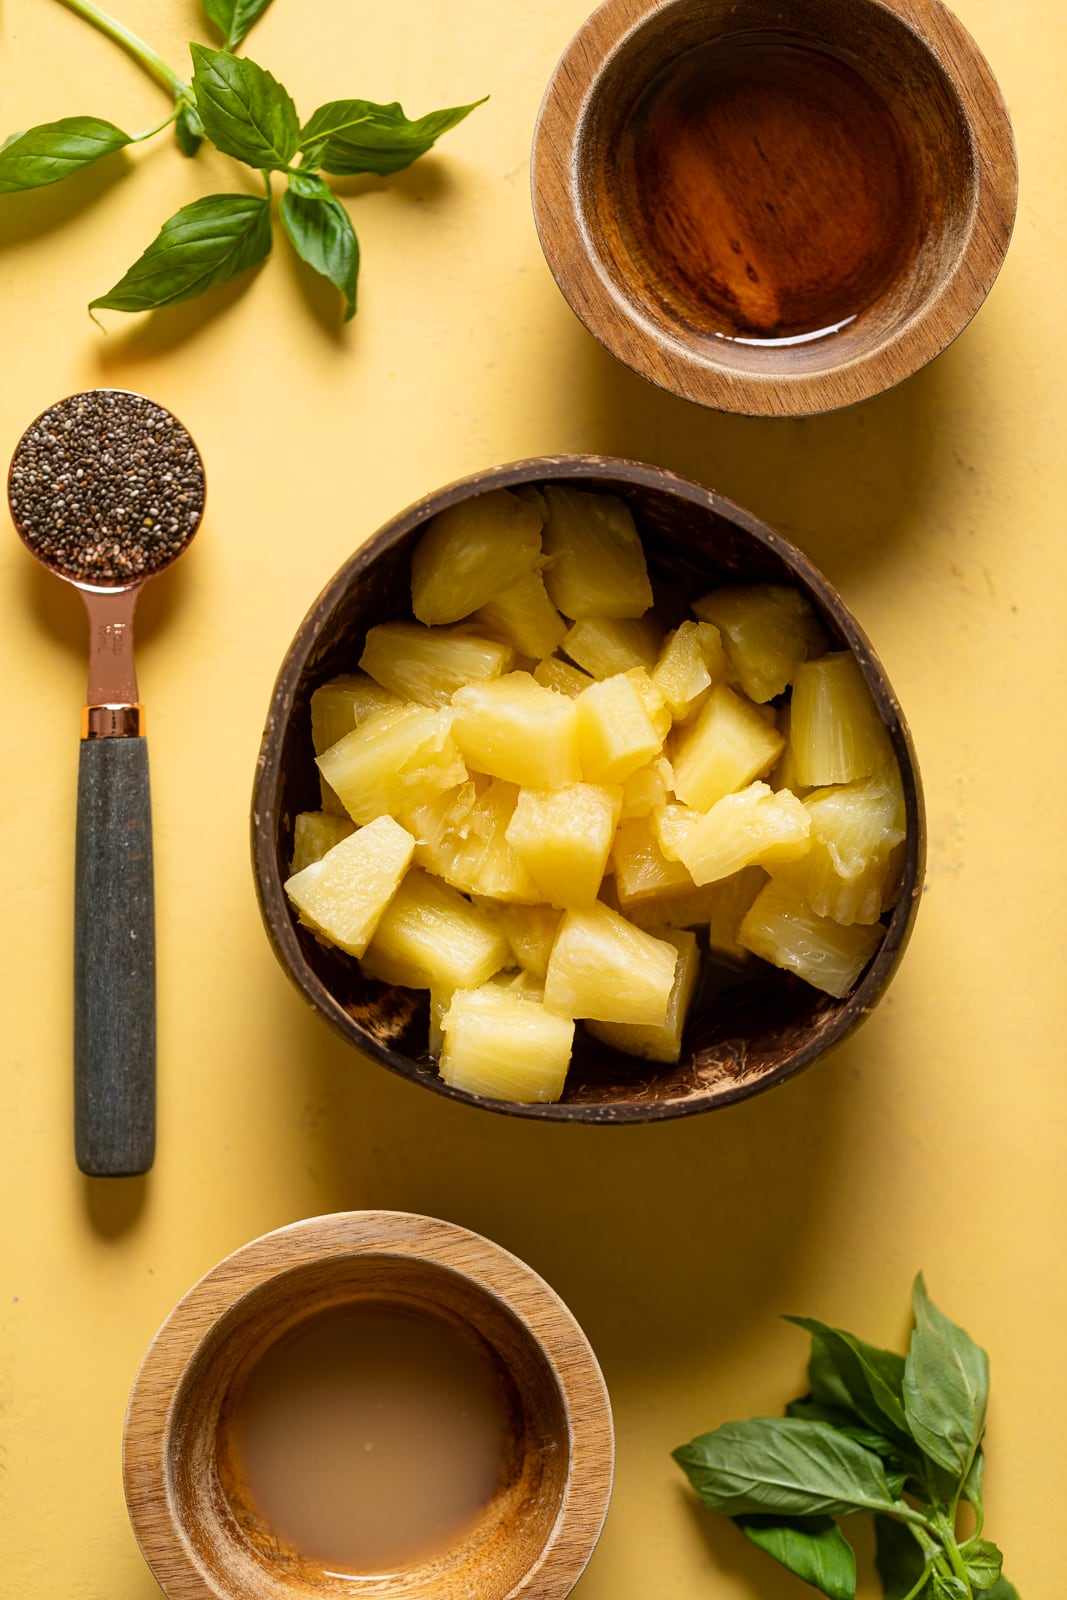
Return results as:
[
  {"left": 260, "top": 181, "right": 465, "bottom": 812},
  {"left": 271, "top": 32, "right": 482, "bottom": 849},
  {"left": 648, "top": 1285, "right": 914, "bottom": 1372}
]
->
[
  {"left": 934, "top": 1510, "right": 975, "bottom": 1596},
  {"left": 898, "top": 1567, "right": 935, "bottom": 1600},
  {"left": 131, "top": 110, "right": 179, "bottom": 142},
  {"left": 56, "top": 0, "right": 189, "bottom": 99}
]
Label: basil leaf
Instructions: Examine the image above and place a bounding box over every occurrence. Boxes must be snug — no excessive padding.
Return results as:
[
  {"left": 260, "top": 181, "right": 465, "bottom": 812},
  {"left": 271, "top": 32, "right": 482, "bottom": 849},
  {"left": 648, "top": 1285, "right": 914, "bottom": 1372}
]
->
[
  {"left": 903, "top": 1275, "right": 989, "bottom": 1478},
  {"left": 874, "top": 1514, "right": 928, "bottom": 1600},
  {"left": 964, "top": 1540, "right": 1004, "bottom": 1588},
  {"left": 280, "top": 189, "right": 358, "bottom": 319},
  {"left": 786, "top": 1400, "right": 902, "bottom": 1459},
  {"left": 809, "top": 1340, "right": 858, "bottom": 1414},
  {"left": 932, "top": 1579, "right": 969, "bottom": 1599},
  {"left": 286, "top": 169, "right": 332, "bottom": 200},
  {"left": 299, "top": 95, "right": 485, "bottom": 176},
  {"left": 673, "top": 1418, "right": 898, "bottom": 1518},
  {"left": 202, "top": 0, "right": 274, "bottom": 50},
  {"left": 961, "top": 1445, "right": 985, "bottom": 1508},
  {"left": 975, "top": 1578, "right": 1020, "bottom": 1599},
  {"left": 0, "top": 116, "right": 130, "bottom": 192},
  {"left": 90, "top": 193, "right": 271, "bottom": 312},
  {"left": 788, "top": 1316, "right": 911, "bottom": 1443},
  {"left": 190, "top": 44, "right": 298, "bottom": 168},
  {"left": 736, "top": 1515, "right": 856, "bottom": 1600},
  {"left": 175, "top": 102, "right": 205, "bottom": 158}
]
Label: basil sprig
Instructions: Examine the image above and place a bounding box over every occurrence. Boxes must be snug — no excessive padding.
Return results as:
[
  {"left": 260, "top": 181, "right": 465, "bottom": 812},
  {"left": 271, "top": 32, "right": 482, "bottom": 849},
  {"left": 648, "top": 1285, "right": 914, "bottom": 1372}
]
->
[
  {"left": 674, "top": 1277, "right": 1019, "bottom": 1600},
  {"left": 1, "top": 1, "right": 484, "bottom": 324}
]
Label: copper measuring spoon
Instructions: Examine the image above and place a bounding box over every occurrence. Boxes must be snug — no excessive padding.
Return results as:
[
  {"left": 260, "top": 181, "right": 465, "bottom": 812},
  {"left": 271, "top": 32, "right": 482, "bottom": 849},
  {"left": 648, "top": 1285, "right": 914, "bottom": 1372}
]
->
[{"left": 8, "top": 390, "right": 205, "bottom": 1177}]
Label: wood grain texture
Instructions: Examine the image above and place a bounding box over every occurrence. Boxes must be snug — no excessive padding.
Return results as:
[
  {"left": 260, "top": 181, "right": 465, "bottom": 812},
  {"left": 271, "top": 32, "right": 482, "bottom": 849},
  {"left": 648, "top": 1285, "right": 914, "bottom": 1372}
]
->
[
  {"left": 123, "top": 1212, "right": 614, "bottom": 1600},
  {"left": 531, "top": 0, "right": 1018, "bottom": 416},
  {"left": 250, "top": 457, "right": 925, "bottom": 1124},
  {"left": 74, "top": 735, "right": 155, "bottom": 1176}
]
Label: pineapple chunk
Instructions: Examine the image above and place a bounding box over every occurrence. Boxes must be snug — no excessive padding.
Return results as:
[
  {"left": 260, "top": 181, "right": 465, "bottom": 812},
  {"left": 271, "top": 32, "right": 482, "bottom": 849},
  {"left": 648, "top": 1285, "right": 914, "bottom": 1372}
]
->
[
  {"left": 597, "top": 874, "right": 622, "bottom": 914},
  {"left": 428, "top": 986, "right": 449, "bottom": 1058},
  {"left": 693, "top": 584, "right": 825, "bottom": 702},
  {"left": 284, "top": 816, "right": 415, "bottom": 957},
  {"left": 439, "top": 985, "right": 575, "bottom": 1103},
  {"left": 672, "top": 684, "right": 783, "bottom": 811},
  {"left": 396, "top": 778, "right": 542, "bottom": 903},
  {"left": 576, "top": 673, "right": 664, "bottom": 784},
  {"left": 505, "top": 783, "right": 622, "bottom": 907},
  {"left": 311, "top": 673, "right": 404, "bottom": 814},
  {"left": 586, "top": 930, "right": 699, "bottom": 1063},
  {"left": 317, "top": 704, "right": 466, "bottom": 825},
  {"left": 738, "top": 879, "right": 884, "bottom": 997},
  {"left": 611, "top": 815, "right": 693, "bottom": 906},
  {"left": 655, "top": 783, "right": 811, "bottom": 885},
  {"left": 768, "top": 703, "right": 808, "bottom": 796},
  {"left": 562, "top": 615, "right": 661, "bottom": 678},
  {"left": 411, "top": 489, "right": 543, "bottom": 625},
  {"left": 532, "top": 656, "right": 594, "bottom": 697},
  {"left": 360, "top": 622, "right": 513, "bottom": 707},
  {"left": 495, "top": 902, "right": 564, "bottom": 980},
  {"left": 627, "top": 882, "right": 722, "bottom": 932},
  {"left": 290, "top": 811, "right": 355, "bottom": 876},
  {"left": 311, "top": 673, "right": 404, "bottom": 752},
  {"left": 790, "top": 652, "right": 892, "bottom": 786},
  {"left": 360, "top": 868, "right": 510, "bottom": 991},
  {"left": 626, "top": 667, "right": 672, "bottom": 739},
  {"left": 541, "top": 486, "right": 653, "bottom": 619},
  {"left": 544, "top": 903, "right": 678, "bottom": 1024},
  {"left": 395, "top": 779, "right": 479, "bottom": 876},
  {"left": 618, "top": 756, "right": 673, "bottom": 820},
  {"left": 451, "top": 673, "right": 581, "bottom": 789},
  {"left": 768, "top": 776, "right": 906, "bottom": 925},
  {"left": 651, "top": 621, "right": 728, "bottom": 716},
  {"left": 474, "top": 571, "right": 567, "bottom": 659},
  {"left": 707, "top": 867, "right": 768, "bottom": 960}
]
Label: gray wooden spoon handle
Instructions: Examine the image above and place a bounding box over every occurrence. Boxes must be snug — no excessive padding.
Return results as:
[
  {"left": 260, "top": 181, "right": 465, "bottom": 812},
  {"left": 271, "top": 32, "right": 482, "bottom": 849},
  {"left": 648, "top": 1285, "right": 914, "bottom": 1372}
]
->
[{"left": 74, "top": 737, "right": 156, "bottom": 1176}]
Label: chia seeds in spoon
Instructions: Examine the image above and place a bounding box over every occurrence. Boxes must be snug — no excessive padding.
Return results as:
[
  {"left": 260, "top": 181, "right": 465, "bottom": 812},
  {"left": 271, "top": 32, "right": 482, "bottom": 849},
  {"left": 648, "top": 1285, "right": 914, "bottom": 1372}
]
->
[{"left": 8, "top": 390, "right": 205, "bottom": 585}]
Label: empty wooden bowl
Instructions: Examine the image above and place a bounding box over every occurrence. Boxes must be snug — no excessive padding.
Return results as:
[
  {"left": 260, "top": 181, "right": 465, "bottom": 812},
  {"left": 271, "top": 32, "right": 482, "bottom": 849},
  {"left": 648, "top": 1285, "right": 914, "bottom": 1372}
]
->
[
  {"left": 251, "top": 456, "right": 925, "bottom": 1121},
  {"left": 532, "top": 0, "right": 1017, "bottom": 416},
  {"left": 124, "top": 1211, "right": 614, "bottom": 1600}
]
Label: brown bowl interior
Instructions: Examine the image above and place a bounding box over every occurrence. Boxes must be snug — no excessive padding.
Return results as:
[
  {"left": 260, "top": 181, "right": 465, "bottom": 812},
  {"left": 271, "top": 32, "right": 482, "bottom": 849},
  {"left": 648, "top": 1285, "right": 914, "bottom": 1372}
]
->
[
  {"left": 531, "top": 0, "right": 1017, "bottom": 414},
  {"left": 168, "top": 1256, "right": 568, "bottom": 1600},
  {"left": 252, "top": 457, "right": 925, "bottom": 1122},
  {"left": 124, "top": 1213, "right": 614, "bottom": 1600},
  {"left": 580, "top": 0, "right": 974, "bottom": 375}
]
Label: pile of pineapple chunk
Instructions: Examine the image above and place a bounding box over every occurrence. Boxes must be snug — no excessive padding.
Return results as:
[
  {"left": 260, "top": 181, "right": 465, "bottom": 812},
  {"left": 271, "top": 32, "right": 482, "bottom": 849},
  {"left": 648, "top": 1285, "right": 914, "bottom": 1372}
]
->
[{"left": 284, "top": 485, "right": 906, "bottom": 1104}]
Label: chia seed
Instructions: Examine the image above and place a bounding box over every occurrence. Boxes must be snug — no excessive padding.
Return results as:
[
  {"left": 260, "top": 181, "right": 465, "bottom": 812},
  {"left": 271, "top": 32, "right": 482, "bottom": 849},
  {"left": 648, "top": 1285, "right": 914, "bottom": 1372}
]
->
[{"left": 8, "top": 390, "right": 205, "bottom": 585}]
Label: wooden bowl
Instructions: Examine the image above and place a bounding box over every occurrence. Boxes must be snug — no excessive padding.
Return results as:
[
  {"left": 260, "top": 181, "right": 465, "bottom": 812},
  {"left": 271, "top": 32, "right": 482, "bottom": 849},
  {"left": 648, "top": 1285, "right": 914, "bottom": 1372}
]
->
[
  {"left": 252, "top": 456, "right": 925, "bottom": 1121},
  {"left": 531, "top": 0, "right": 1017, "bottom": 417},
  {"left": 123, "top": 1211, "right": 614, "bottom": 1600}
]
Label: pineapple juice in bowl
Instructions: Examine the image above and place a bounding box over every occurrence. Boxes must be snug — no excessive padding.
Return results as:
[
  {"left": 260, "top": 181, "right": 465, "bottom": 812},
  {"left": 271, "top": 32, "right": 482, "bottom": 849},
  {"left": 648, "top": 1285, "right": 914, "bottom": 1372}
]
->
[{"left": 253, "top": 456, "right": 924, "bottom": 1120}]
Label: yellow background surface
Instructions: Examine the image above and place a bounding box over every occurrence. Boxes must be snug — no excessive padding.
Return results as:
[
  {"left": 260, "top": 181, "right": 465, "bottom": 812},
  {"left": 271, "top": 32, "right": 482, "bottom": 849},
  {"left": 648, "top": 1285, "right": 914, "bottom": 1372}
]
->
[{"left": 0, "top": 1, "right": 1063, "bottom": 1595}]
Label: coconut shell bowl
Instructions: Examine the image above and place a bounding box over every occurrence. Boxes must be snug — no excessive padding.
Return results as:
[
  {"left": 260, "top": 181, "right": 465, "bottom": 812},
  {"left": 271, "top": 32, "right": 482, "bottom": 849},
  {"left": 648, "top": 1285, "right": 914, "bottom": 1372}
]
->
[{"left": 251, "top": 457, "right": 925, "bottom": 1123}]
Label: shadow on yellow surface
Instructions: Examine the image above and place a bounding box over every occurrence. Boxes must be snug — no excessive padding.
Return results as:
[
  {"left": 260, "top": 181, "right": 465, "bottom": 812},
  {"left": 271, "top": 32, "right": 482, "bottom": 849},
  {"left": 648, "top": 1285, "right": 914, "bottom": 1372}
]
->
[
  {"left": 83, "top": 1173, "right": 147, "bottom": 1237},
  {"left": 265, "top": 978, "right": 898, "bottom": 1378},
  {"left": 0, "top": 155, "right": 131, "bottom": 247},
  {"left": 90, "top": 266, "right": 266, "bottom": 367},
  {"left": 541, "top": 293, "right": 975, "bottom": 587}
]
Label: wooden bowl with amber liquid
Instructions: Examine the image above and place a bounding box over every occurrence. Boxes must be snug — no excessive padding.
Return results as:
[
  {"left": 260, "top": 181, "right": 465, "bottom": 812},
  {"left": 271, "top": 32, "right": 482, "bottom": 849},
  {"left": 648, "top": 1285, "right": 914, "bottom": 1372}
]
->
[{"left": 532, "top": 0, "right": 1017, "bottom": 416}]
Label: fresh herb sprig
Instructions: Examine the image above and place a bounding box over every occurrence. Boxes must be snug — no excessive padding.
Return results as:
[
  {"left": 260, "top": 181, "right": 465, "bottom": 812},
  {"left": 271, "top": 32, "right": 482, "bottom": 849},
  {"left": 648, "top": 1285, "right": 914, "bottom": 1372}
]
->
[
  {"left": 0, "top": 0, "right": 484, "bottom": 323},
  {"left": 674, "top": 1277, "right": 1018, "bottom": 1600}
]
